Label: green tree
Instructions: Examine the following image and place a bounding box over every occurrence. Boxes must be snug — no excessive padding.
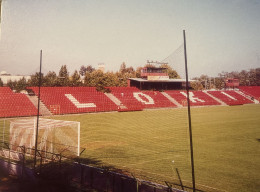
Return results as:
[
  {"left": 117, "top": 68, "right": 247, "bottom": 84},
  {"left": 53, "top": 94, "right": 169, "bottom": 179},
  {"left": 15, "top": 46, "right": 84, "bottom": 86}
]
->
[
  {"left": 160, "top": 64, "right": 180, "bottom": 79},
  {"left": 0, "top": 78, "right": 3, "bottom": 87},
  {"left": 44, "top": 71, "right": 58, "bottom": 86},
  {"left": 7, "top": 80, "right": 17, "bottom": 90},
  {"left": 135, "top": 67, "right": 142, "bottom": 78},
  {"left": 57, "top": 65, "right": 69, "bottom": 86},
  {"left": 119, "top": 62, "right": 127, "bottom": 74},
  {"left": 214, "top": 77, "right": 225, "bottom": 89},
  {"left": 15, "top": 77, "right": 27, "bottom": 92},
  {"left": 238, "top": 70, "right": 248, "bottom": 86},
  {"left": 144, "top": 63, "right": 156, "bottom": 68},
  {"left": 70, "top": 70, "right": 82, "bottom": 86},
  {"left": 79, "top": 65, "right": 95, "bottom": 76},
  {"left": 190, "top": 81, "right": 204, "bottom": 90},
  {"left": 79, "top": 65, "right": 87, "bottom": 76},
  {"left": 27, "top": 72, "right": 44, "bottom": 87},
  {"left": 256, "top": 68, "right": 260, "bottom": 85},
  {"left": 86, "top": 65, "right": 95, "bottom": 73}
]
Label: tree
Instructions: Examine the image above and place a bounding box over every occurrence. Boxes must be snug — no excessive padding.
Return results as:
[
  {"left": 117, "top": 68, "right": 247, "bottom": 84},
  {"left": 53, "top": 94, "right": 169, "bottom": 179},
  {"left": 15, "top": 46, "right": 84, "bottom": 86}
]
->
[
  {"left": 70, "top": 70, "right": 82, "bottom": 86},
  {"left": 0, "top": 78, "right": 3, "bottom": 87},
  {"left": 57, "top": 65, "right": 69, "bottom": 86},
  {"left": 86, "top": 65, "right": 95, "bottom": 73},
  {"left": 44, "top": 71, "right": 58, "bottom": 86},
  {"left": 7, "top": 80, "right": 17, "bottom": 90},
  {"left": 119, "top": 62, "right": 127, "bottom": 74},
  {"left": 27, "top": 72, "right": 44, "bottom": 87},
  {"left": 135, "top": 67, "right": 142, "bottom": 78},
  {"left": 190, "top": 81, "right": 204, "bottom": 90},
  {"left": 160, "top": 64, "right": 180, "bottom": 79},
  {"left": 80, "top": 65, "right": 95, "bottom": 76},
  {"left": 15, "top": 77, "right": 27, "bottom": 92},
  {"left": 79, "top": 65, "right": 87, "bottom": 76},
  {"left": 256, "top": 68, "right": 260, "bottom": 85},
  {"left": 144, "top": 64, "right": 156, "bottom": 68}
]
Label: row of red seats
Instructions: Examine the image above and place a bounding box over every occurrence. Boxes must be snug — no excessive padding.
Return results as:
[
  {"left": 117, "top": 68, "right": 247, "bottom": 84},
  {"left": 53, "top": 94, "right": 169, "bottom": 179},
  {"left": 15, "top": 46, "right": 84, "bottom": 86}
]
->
[
  {"left": 109, "top": 88, "right": 253, "bottom": 108},
  {"left": 0, "top": 87, "right": 14, "bottom": 94},
  {"left": 239, "top": 86, "right": 260, "bottom": 101},
  {"left": 1, "top": 87, "right": 257, "bottom": 118},
  {"left": 27, "top": 87, "right": 118, "bottom": 114},
  {"left": 207, "top": 90, "right": 253, "bottom": 106},
  {"left": 0, "top": 87, "right": 38, "bottom": 118},
  {"left": 165, "top": 90, "right": 221, "bottom": 106}
]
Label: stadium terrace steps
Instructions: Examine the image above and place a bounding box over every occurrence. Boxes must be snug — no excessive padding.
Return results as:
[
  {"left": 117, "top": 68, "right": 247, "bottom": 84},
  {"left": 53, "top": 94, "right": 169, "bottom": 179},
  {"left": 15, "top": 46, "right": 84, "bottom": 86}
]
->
[
  {"left": 107, "top": 88, "right": 144, "bottom": 111},
  {"left": 27, "top": 95, "right": 53, "bottom": 116},
  {"left": 0, "top": 87, "right": 38, "bottom": 118},
  {"left": 203, "top": 91, "right": 226, "bottom": 105},
  {"left": 161, "top": 92, "right": 182, "bottom": 107},
  {"left": 235, "top": 90, "right": 259, "bottom": 104},
  {"left": 239, "top": 86, "right": 260, "bottom": 102},
  {"left": 107, "top": 87, "right": 177, "bottom": 110},
  {"left": 165, "top": 90, "right": 221, "bottom": 106},
  {"left": 207, "top": 90, "right": 254, "bottom": 105},
  {"left": 27, "top": 87, "right": 119, "bottom": 115},
  {"left": 1, "top": 86, "right": 259, "bottom": 118},
  {"left": 138, "top": 91, "right": 177, "bottom": 109},
  {"left": 104, "top": 93, "right": 127, "bottom": 109}
]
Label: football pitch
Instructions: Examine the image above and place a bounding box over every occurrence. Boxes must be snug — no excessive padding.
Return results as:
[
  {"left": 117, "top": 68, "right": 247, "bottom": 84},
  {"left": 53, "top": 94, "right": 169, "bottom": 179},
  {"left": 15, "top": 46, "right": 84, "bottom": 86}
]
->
[
  {"left": 1, "top": 104, "right": 259, "bottom": 191},
  {"left": 52, "top": 104, "right": 260, "bottom": 192}
]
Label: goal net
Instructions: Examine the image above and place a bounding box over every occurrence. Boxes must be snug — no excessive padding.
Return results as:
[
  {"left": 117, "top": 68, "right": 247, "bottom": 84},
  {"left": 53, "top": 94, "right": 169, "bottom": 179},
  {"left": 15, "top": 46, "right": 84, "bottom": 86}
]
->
[{"left": 9, "top": 118, "right": 80, "bottom": 157}]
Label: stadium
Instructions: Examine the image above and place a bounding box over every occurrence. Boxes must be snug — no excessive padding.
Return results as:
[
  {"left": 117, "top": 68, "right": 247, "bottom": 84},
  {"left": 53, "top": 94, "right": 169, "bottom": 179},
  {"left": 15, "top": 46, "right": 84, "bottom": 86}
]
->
[
  {"left": 1, "top": 1, "right": 260, "bottom": 191},
  {"left": 0, "top": 61, "right": 260, "bottom": 191}
]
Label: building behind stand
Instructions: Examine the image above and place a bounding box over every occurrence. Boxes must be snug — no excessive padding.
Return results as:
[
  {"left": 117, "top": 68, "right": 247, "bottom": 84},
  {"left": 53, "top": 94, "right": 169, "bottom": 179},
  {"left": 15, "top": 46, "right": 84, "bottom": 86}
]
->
[{"left": 128, "top": 64, "right": 192, "bottom": 90}]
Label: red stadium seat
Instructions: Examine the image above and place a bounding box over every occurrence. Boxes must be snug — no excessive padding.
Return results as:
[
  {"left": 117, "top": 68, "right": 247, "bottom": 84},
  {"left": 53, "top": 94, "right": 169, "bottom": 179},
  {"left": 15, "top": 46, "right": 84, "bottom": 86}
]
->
[
  {"left": 107, "top": 87, "right": 177, "bottom": 110},
  {"left": 27, "top": 87, "right": 118, "bottom": 114},
  {"left": 207, "top": 90, "right": 254, "bottom": 105},
  {"left": 165, "top": 90, "right": 221, "bottom": 106},
  {"left": 0, "top": 87, "right": 38, "bottom": 118},
  {"left": 239, "top": 86, "right": 260, "bottom": 101}
]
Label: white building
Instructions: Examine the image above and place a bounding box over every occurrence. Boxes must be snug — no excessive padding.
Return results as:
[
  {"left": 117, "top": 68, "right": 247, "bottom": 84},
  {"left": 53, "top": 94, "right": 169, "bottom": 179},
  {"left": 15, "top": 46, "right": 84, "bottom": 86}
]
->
[{"left": 0, "top": 71, "right": 31, "bottom": 85}]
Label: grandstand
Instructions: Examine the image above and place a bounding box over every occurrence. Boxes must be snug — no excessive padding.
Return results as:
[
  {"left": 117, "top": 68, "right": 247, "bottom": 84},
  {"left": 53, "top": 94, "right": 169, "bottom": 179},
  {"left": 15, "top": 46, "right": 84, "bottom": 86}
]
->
[
  {"left": 165, "top": 90, "right": 222, "bottom": 106},
  {"left": 1, "top": 85, "right": 260, "bottom": 192},
  {"left": 239, "top": 86, "right": 260, "bottom": 101},
  {"left": 0, "top": 86, "right": 259, "bottom": 118},
  {"left": 0, "top": 87, "right": 38, "bottom": 118},
  {"left": 27, "top": 87, "right": 118, "bottom": 114},
  {"left": 207, "top": 90, "right": 254, "bottom": 106}
]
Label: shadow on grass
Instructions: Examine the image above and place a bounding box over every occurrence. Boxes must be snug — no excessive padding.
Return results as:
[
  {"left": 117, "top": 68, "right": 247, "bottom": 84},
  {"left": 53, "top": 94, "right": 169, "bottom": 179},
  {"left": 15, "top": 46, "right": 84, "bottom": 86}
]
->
[{"left": 75, "top": 156, "right": 127, "bottom": 175}]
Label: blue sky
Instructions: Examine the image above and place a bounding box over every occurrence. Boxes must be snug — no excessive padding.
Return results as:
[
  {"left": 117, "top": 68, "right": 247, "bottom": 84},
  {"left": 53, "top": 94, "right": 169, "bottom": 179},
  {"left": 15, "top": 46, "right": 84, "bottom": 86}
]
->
[{"left": 0, "top": 0, "right": 259, "bottom": 78}]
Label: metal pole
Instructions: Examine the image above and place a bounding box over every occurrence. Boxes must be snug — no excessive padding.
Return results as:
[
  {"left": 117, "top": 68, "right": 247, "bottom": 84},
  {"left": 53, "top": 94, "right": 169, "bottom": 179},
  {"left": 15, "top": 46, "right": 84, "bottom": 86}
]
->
[
  {"left": 2, "top": 119, "right": 5, "bottom": 145},
  {"left": 183, "top": 30, "right": 196, "bottom": 192},
  {"left": 34, "top": 50, "right": 42, "bottom": 169},
  {"left": 78, "top": 122, "right": 80, "bottom": 156}
]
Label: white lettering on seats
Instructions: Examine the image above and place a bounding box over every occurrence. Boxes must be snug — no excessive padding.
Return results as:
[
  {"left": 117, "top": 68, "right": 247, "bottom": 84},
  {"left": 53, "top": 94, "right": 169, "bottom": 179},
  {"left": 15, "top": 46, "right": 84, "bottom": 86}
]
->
[
  {"left": 221, "top": 92, "right": 237, "bottom": 100},
  {"left": 180, "top": 91, "right": 205, "bottom": 103},
  {"left": 65, "top": 94, "right": 96, "bottom": 108},
  {"left": 133, "top": 92, "right": 154, "bottom": 104}
]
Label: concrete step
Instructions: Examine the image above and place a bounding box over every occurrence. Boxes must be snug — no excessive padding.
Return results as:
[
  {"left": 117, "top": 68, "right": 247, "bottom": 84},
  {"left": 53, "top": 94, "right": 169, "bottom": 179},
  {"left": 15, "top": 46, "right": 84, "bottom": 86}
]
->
[
  {"left": 105, "top": 93, "right": 127, "bottom": 109},
  {"left": 203, "top": 91, "right": 226, "bottom": 105},
  {"left": 161, "top": 92, "right": 182, "bottom": 107},
  {"left": 27, "top": 95, "right": 53, "bottom": 116},
  {"left": 235, "top": 90, "right": 259, "bottom": 104}
]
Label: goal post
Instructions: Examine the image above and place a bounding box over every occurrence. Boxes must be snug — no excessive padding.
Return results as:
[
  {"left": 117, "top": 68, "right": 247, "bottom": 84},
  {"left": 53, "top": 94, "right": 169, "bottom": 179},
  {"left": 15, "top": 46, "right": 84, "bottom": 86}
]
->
[{"left": 9, "top": 118, "right": 81, "bottom": 157}]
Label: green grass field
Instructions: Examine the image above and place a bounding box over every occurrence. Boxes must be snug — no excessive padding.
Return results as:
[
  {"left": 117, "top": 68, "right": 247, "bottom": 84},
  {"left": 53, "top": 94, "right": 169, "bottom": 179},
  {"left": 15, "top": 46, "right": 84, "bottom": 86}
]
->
[{"left": 1, "top": 104, "right": 260, "bottom": 191}]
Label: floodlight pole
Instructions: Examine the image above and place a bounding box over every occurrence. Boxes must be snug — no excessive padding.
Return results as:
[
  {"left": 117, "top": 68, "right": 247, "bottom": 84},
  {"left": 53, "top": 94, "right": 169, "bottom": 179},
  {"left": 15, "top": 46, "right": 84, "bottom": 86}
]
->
[
  {"left": 2, "top": 119, "right": 5, "bottom": 145},
  {"left": 34, "top": 50, "right": 42, "bottom": 169},
  {"left": 183, "top": 30, "right": 196, "bottom": 192}
]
